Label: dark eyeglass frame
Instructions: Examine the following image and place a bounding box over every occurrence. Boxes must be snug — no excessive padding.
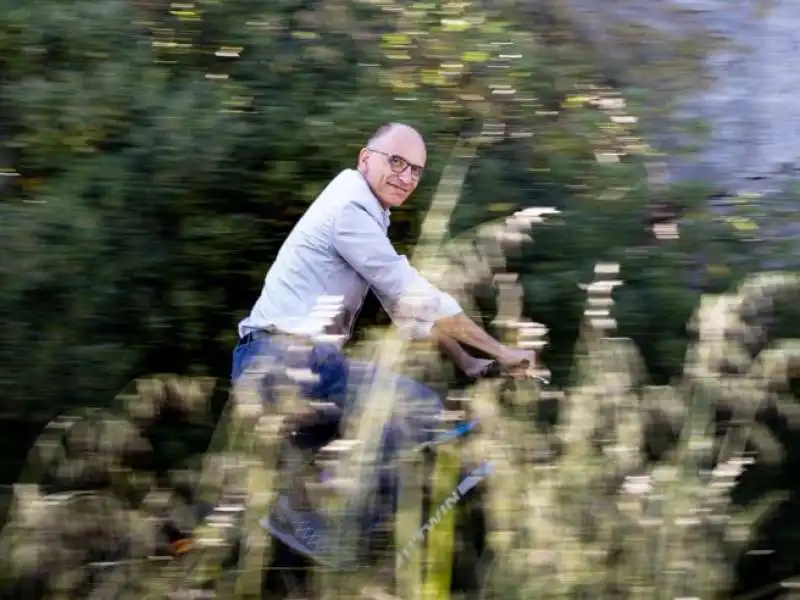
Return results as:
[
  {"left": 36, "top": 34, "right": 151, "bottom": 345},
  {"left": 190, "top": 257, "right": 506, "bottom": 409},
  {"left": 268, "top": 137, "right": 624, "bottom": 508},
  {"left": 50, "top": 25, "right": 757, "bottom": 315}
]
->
[{"left": 366, "top": 148, "right": 424, "bottom": 181}]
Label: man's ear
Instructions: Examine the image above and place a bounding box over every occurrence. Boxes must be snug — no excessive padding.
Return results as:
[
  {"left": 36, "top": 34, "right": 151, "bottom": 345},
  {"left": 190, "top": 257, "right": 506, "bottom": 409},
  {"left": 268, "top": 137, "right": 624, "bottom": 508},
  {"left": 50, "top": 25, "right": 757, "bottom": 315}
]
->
[{"left": 357, "top": 147, "right": 369, "bottom": 169}]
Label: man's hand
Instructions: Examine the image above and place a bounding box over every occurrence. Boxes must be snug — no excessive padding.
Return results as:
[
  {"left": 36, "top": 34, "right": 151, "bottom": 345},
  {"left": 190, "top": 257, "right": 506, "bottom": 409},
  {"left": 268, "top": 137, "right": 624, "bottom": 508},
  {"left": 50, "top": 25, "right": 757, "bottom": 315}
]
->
[
  {"left": 497, "top": 347, "right": 535, "bottom": 380},
  {"left": 463, "top": 357, "right": 496, "bottom": 380}
]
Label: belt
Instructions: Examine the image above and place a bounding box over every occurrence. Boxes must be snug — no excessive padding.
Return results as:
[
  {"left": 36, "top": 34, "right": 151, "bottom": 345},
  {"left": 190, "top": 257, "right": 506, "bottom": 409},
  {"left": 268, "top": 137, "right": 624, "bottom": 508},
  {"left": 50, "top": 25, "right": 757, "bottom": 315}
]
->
[
  {"left": 238, "top": 326, "right": 281, "bottom": 347},
  {"left": 238, "top": 327, "right": 344, "bottom": 348}
]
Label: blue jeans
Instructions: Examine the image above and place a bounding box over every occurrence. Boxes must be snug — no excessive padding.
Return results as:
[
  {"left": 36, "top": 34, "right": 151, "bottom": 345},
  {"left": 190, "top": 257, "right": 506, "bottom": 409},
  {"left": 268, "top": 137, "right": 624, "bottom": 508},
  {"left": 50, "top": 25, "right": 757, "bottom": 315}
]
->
[
  {"left": 231, "top": 332, "right": 444, "bottom": 439},
  {"left": 231, "top": 332, "right": 444, "bottom": 503}
]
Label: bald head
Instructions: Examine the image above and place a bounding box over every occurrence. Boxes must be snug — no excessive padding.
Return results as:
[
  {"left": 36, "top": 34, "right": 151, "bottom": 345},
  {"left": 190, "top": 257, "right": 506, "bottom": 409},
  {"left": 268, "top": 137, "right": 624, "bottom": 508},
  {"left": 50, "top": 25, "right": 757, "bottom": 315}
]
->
[
  {"left": 367, "top": 122, "right": 424, "bottom": 149},
  {"left": 358, "top": 123, "right": 427, "bottom": 209}
]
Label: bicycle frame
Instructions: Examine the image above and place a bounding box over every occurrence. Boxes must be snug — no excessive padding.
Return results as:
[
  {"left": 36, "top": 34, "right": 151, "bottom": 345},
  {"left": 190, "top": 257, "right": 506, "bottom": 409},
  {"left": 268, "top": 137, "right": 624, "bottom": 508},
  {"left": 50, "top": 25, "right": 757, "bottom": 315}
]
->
[{"left": 259, "top": 418, "right": 493, "bottom": 593}]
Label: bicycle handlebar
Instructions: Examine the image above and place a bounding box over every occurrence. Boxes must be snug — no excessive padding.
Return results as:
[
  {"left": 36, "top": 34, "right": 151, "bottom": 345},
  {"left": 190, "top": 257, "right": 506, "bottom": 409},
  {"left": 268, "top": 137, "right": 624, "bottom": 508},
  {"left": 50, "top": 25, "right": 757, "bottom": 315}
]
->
[{"left": 475, "top": 359, "right": 550, "bottom": 386}]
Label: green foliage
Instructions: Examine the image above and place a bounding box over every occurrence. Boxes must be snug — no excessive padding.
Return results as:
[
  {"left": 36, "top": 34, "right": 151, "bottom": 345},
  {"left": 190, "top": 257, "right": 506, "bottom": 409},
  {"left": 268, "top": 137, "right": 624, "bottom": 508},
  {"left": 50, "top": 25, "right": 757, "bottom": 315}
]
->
[
  {"left": 0, "top": 0, "right": 775, "bottom": 442},
  {"left": 4, "top": 2, "right": 800, "bottom": 598}
]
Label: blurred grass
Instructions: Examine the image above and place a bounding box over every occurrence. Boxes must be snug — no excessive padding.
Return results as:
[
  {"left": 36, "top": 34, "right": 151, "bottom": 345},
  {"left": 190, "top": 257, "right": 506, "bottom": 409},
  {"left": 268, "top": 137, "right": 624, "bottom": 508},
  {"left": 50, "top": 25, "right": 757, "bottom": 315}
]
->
[{"left": 0, "top": 212, "right": 798, "bottom": 599}]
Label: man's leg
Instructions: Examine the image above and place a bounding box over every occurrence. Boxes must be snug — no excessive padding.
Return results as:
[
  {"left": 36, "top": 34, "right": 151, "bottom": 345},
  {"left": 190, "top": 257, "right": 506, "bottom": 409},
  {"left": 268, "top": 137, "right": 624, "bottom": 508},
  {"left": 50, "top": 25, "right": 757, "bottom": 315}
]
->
[
  {"left": 232, "top": 334, "right": 350, "bottom": 563},
  {"left": 233, "top": 333, "right": 443, "bottom": 438},
  {"left": 232, "top": 334, "right": 349, "bottom": 446},
  {"left": 344, "top": 359, "right": 443, "bottom": 443},
  {"left": 342, "top": 360, "right": 445, "bottom": 536},
  {"left": 232, "top": 336, "right": 444, "bottom": 559}
]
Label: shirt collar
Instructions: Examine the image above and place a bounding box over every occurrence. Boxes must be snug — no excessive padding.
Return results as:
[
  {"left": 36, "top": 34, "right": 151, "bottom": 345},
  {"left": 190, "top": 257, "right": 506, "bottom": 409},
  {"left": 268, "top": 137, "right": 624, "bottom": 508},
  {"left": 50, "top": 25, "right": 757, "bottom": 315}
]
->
[{"left": 342, "top": 168, "right": 391, "bottom": 225}]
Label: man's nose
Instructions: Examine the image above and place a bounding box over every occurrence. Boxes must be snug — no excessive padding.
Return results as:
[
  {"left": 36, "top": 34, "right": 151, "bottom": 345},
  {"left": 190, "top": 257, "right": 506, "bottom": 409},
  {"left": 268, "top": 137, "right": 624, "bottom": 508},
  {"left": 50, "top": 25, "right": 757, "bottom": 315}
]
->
[{"left": 397, "top": 168, "right": 414, "bottom": 185}]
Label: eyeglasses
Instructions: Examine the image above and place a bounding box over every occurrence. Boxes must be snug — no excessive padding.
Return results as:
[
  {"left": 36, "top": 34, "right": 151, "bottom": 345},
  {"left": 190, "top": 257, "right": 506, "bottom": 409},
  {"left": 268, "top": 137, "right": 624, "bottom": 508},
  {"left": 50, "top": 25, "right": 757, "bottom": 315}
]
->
[{"left": 367, "top": 148, "right": 424, "bottom": 181}]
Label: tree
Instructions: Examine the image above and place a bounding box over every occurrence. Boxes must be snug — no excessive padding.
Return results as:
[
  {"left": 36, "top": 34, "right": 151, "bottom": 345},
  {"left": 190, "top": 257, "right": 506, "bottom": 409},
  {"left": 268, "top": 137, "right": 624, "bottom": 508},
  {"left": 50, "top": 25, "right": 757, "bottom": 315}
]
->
[{"left": 0, "top": 0, "right": 754, "bottom": 409}]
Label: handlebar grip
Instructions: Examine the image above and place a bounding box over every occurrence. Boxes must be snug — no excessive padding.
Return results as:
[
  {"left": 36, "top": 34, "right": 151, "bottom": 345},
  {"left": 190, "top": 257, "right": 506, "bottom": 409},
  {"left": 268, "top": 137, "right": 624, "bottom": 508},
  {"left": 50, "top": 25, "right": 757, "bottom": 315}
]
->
[
  {"left": 474, "top": 361, "right": 550, "bottom": 385},
  {"left": 481, "top": 360, "right": 503, "bottom": 379}
]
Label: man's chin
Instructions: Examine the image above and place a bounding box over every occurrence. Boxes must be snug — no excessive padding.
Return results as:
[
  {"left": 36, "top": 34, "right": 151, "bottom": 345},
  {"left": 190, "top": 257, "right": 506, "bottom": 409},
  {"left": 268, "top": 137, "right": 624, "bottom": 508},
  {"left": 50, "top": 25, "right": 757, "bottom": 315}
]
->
[
  {"left": 378, "top": 196, "right": 404, "bottom": 209},
  {"left": 375, "top": 186, "right": 408, "bottom": 208},
  {"left": 388, "top": 191, "right": 409, "bottom": 206}
]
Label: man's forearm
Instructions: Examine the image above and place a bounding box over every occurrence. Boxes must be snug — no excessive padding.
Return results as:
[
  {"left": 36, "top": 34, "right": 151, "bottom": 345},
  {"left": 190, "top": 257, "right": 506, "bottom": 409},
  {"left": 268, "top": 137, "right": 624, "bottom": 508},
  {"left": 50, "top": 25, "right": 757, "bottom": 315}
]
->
[
  {"left": 434, "top": 331, "right": 481, "bottom": 373},
  {"left": 433, "top": 312, "right": 509, "bottom": 360}
]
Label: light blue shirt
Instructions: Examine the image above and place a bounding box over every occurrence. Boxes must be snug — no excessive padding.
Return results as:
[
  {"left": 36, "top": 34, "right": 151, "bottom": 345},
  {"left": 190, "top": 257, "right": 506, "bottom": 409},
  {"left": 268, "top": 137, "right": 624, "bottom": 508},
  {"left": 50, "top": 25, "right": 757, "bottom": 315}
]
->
[{"left": 238, "top": 169, "right": 462, "bottom": 343}]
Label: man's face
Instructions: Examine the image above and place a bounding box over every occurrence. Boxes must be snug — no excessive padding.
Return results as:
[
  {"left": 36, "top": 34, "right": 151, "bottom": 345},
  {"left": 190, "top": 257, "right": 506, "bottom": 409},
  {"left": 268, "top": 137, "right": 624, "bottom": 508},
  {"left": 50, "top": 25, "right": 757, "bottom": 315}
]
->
[{"left": 358, "top": 127, "right": 426, "bottom": 209}]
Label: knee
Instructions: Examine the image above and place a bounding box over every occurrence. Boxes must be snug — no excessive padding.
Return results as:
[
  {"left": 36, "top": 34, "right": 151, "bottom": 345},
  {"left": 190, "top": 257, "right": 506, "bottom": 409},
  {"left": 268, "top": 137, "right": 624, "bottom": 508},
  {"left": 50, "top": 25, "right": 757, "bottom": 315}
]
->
[{"left": 394, "top": 374, "right": 441, "bottom": 406}]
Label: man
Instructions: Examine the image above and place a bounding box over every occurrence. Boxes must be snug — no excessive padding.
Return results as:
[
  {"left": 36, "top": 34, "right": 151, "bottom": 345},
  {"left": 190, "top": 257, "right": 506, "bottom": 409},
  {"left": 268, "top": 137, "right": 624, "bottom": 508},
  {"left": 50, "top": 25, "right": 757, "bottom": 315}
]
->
[
  {"left": 232, "top": 122, "right": 532, "bottom": 558},
  {"left": 234, "top": 122, "right": 531, "bottom": 382}
]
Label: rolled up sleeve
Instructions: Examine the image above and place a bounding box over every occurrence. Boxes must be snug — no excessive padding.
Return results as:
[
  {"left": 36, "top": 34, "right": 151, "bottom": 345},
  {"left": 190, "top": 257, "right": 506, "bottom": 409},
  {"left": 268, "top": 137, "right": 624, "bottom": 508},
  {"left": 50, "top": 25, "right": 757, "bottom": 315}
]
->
[{"left": 332, "top": 201, "right": 462, "bottom": 333}]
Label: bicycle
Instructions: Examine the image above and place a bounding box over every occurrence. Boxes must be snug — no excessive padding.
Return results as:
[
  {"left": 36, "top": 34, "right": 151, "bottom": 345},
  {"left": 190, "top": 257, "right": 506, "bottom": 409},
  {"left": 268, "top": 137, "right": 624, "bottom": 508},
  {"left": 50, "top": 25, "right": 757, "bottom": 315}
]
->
[{"left": 251, "top": 361, "right": 550, "bottom": 600}]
